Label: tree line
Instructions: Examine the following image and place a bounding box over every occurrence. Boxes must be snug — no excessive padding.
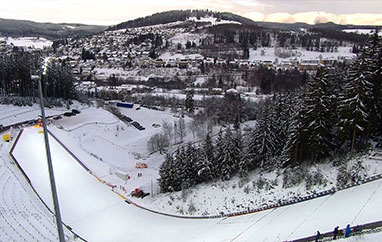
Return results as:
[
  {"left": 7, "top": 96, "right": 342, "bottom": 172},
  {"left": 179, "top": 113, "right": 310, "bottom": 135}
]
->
[{"left": 0, "top": 47, "right": 76, "bottom": 102}]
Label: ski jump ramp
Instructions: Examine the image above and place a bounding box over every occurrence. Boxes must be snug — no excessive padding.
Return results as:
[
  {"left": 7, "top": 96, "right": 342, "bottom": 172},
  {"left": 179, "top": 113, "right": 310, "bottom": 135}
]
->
[{"left": 11, "top": 127, "right": 382, "bottom": 242}]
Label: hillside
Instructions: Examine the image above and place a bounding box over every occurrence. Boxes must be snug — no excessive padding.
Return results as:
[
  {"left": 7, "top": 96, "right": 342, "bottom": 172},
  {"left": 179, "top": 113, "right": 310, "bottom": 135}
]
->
[
  {"left": 107, "top": 9, "right": 257, "bottom": 30},
  {"left": 0, "top": 18, "right": 107, "bottom": 39}
]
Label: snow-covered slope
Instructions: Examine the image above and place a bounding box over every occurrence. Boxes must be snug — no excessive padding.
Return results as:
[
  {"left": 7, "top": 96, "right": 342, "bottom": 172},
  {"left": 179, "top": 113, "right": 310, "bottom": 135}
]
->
[
  {"left": 10, "top": 127, "right": 382, "bottom": 241},
  {"left": 0, "top": 37, "right": 52, "bottom": 49}
]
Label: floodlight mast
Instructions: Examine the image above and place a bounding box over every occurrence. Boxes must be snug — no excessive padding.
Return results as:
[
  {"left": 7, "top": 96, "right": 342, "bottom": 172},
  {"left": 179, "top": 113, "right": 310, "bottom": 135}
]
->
[{"left": 35, "top": 66, "right": 66, "bottom": 242}]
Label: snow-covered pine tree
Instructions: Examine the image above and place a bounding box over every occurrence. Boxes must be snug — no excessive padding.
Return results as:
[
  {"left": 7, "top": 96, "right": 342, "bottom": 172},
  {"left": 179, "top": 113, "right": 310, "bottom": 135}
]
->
[
  {"left": 220, "top": 128, "right": 238, "bottom": 180},
  {"left": 231, "top": 129, "right": 248, "bottom": 177},
  {"left": 158, "top": 153, "right": 176, "bottom": 192},
  {"left": 179, "top": 143, "right": 198, "bottom": 189},
  {"left": 198, "top": 133, "right": 214, "bottom": 181},
  {"left": 171, "top": 146, "right": 186, "bottom": 191},
  {"left": 364, "top": 30, "right": 382, "bottom": 135},
  {"left": 248, "top": 99, "right": 281, "bottom": 169},
  {"left": 281, "top": 92, "right": 307, "bottom": 166},
  {"left": 374, "top": 30, "right": 382, "bottom": 135},
  {"left": 213, "top": 129, "right": 225, "bottom": 178},
  {"left": 302, "top": 68, "right": 335, "bottom": 161},
  {"left": 271, "top": 93, "right": 294, "bottom": 155},
  {"left": 338, "top": 51, "right": 374, "bottom": 154},
  {"left": 185, "top": 89, "right": 195, "bottom": 115}
]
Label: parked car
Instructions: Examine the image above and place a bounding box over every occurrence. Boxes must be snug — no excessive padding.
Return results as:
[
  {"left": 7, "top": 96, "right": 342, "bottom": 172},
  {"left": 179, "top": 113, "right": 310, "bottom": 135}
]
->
[
  {"left": 72, "top": 109, "right": 81, "bottom": 114},
  {"left": 63, "top": 112, "right": 75, "bottom": 117},
  {"left": 135, "top": 162, "right": 148, "bottom": 168}
]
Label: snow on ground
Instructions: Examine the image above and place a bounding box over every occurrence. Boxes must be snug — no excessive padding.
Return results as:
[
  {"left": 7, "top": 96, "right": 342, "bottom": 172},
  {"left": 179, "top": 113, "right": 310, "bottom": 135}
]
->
[
  {"left": 188, "top": 16, "right": 241, "bottom": 26},
  {"left": 168, "top": 32, "right": 208, "bottom": 46},
  {"left": 10, "top": 128, "right": 382, "bottom": 241},
  {"left": 49, "top": 105, "right": 193, "bottom": 197},
  {"left": 0, "top": 37, "right": 52, "bottom": 49},
  {"left": 249, "top": 46, "right": 356, "bottom": 63},
  {"left": 158, "top": 52, "right": 204, "bottom": 60},
  {"left": 3, "top": 102, "right": 380, "bottom": 219},
  {"left": 46, "top": 104, "right": 382, "bottom": 218},
  {"left": 138, "top": 152, "right": 382, "bottom": 216},
  {"left": 92, "top": 65, "right": 197, "bottom": 82}
]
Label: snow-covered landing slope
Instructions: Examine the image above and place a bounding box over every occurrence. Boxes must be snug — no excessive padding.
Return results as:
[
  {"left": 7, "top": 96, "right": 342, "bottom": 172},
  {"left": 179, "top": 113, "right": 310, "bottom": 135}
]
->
[{"left": 12, "top": 127, "right": 382, "bottom": 242}]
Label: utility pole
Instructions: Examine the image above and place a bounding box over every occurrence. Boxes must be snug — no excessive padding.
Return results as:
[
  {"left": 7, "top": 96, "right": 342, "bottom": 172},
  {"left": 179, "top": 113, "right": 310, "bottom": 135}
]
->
[{"left": 35, "top": 70, "right": 66, "bottom": 242}]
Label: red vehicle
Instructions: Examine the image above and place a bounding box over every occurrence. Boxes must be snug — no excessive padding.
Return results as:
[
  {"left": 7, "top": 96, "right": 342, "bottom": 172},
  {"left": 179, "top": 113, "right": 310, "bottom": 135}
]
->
[{"left": 130, "top": 188, "right": 150, "bottom": 198}]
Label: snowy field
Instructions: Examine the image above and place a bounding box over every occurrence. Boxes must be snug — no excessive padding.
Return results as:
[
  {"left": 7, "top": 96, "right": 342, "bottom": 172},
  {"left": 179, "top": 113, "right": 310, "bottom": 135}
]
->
[
  {"left": 48, "top": 105, "right": 193, "bottom": 197},
  {"left": 188, "top": 16, "right": 242, "bottom": 26},
  {"left": 249, "top": 46, "right": 356, "bottom": 63},
  {"left": 0, "top": 37, "right": 52, "bottom": 49},
  {"left": 10, "top": 126, "right": 382, "bottom": 241}
]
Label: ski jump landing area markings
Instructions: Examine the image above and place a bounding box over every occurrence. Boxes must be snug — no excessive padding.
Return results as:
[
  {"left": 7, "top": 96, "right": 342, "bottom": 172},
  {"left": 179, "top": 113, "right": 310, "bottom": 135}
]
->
[{"left": 11, "top": 127, "right": 382, "bottom": 242}]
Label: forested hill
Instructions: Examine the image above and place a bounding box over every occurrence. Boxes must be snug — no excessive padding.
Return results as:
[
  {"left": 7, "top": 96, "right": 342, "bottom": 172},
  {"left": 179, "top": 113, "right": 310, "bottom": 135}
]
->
[
  {"left": 107, "top": 10, "right": 257, "bottom": 30},
  {"left": 0, "top": 18, "right": 107, "bottom": 39}
]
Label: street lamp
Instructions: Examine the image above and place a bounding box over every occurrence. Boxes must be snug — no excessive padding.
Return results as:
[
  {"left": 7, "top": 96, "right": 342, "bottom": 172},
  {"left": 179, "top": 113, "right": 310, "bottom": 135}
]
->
[{"left": 32, "top": 60, "right": 65, "bottom": 242}]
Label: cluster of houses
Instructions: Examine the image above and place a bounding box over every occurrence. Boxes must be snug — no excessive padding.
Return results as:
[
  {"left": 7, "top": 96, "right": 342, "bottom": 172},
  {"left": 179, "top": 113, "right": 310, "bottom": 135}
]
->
[
  {"left": 53, "top": 23, "right": 188, "bottom": 76},
  {"left": 50, "top": 22, "right": 356, "bottom": 83},
  {"left": 139, "top": 54, "right": 354, "bottom": 72}
]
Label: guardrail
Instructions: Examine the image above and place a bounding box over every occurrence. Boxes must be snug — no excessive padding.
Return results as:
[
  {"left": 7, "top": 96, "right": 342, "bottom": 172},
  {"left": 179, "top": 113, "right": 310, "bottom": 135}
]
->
[{"left": 292, "top": 220, "right": 382, "bottom": 242}]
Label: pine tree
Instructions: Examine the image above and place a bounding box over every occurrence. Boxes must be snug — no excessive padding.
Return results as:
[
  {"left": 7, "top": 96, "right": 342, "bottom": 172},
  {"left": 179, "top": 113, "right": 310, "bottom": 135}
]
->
[
  {"left": 213, "top": 129, "right": 225, "bottom": 178},
  {"left": 220, "top": 128, "right": 238, "bottom": 180},
  {"left": 199, "top": 133, "right": 214, "bottom": 181},
  {"left": 302, "top": 68, "right": 335, "bottom": 161},
  {"left": 185, "top": 89, "right": 195, "bottom": 115},
  {"left": 158, "top": 153, "right": 177, "bottom": 192},
  {"left": 282, "top": 106, "right": 306, "bottom": 166},
  {"left": 248, "top": 100, "right": 281, "bottom": 169},
  {"left": 179, "top": 144, "right": 197, "bottom": 189},
  {"left": 365, "top": 30, "right": 382, "bottom": 135},
  {"left": 338, "top": 52, "right": 374, "bottom": 154}
]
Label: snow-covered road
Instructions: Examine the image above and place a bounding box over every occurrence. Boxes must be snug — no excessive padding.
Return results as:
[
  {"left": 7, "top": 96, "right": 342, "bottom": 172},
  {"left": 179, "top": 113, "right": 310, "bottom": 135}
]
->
[{"left": 12, "top": 127, "right": 382, "bottom": 242}]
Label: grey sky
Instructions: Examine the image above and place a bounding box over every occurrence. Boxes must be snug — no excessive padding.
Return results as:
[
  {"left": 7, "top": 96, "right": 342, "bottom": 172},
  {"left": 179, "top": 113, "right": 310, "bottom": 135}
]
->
[
  {"left": 264, "top": 0, "right": 382, "bottom": 14},
  {"left": 1, "top": 0, "right": 381, "bottom": 25}
]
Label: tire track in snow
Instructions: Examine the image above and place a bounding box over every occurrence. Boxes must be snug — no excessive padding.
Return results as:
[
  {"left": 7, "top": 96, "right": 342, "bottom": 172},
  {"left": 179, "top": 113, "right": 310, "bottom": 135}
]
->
[
  {"left": 286, "top": 194, "right": 332, "bottom": 240},
  {"left": 351, "top": 179, "right": 382, "bottom": 224}
]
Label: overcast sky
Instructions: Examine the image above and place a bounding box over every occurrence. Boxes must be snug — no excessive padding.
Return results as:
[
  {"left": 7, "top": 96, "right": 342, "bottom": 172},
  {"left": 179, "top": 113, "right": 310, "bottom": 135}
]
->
[{"left": 2, "top": 0, "right": 382, "bottom": 26}]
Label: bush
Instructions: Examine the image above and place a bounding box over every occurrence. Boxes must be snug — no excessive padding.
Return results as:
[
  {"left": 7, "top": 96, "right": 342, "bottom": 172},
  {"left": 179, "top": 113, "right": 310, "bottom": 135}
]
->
[
  {"left": 283, "top": 166, "right": 306, "bottom": 188},
  {"left": 336, "top": 163, "right": 351, "bottom": 187},
  {"left": 305, "top": 170, "right": 327, "bottom": 190},
  {"left": 243, "top": 185, "right": 251, "bottom": 194}
]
